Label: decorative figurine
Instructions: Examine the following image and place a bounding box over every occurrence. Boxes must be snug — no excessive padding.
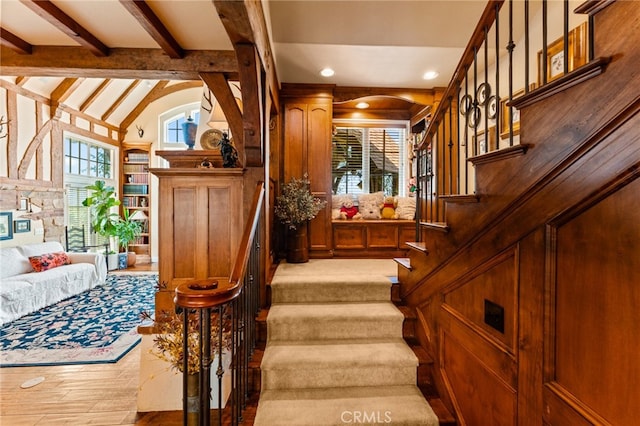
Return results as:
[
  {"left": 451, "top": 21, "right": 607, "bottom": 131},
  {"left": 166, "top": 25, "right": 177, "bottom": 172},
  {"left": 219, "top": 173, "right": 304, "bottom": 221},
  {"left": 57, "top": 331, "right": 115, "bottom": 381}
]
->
[{"left": 218, "top": 132, "right": 238, "bottom": 168}]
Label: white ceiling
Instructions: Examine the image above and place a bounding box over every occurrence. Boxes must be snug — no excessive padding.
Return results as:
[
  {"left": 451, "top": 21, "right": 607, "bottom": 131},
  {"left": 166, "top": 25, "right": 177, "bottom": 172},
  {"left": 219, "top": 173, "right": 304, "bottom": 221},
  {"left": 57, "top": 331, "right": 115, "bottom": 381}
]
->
[{"left": 0, "top": 0, "right": 489, "bottom": 125}]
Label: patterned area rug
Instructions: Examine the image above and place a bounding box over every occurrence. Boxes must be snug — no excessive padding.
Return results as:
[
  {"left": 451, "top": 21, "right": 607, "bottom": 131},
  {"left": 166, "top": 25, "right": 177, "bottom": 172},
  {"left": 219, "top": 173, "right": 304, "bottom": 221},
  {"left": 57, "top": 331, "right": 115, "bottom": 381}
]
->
[{"left": 0, "top": 273, "right": 157, "bottom": 367}]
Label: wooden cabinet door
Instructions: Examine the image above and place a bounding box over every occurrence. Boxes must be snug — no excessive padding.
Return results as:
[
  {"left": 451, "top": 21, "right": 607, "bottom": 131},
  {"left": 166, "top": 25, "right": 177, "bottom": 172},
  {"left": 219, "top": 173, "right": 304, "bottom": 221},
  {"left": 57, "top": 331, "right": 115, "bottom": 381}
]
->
[
  {"left": 283, "top": 98, "right": 333, "bottom": 255},
  {"left": 153, "top": 171, "right": 243, "bottom": 315}
]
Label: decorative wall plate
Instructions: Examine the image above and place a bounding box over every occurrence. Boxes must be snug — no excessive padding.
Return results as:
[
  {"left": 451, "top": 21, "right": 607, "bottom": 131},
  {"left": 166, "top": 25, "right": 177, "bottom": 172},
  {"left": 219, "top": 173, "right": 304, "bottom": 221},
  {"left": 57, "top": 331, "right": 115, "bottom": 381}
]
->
[
  {"left": 468, "top": 106, "right": 481, "bottom": 128},
  {"left": 476, "top": 82, "right": 491, "bottom": 106},
  {"left": 487, "top": 95, "right": 497, "bottom": 119},
  {"left": 460, "top": 94, "right": 473, "bottom": 116},
  {"left": 200, "top": 129, "right": 223, "bottom": 150}
]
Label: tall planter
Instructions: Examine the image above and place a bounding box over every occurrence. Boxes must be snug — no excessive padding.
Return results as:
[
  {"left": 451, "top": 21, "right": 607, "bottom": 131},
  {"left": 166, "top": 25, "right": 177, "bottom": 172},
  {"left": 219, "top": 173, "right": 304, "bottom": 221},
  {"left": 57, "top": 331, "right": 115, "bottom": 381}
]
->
[{"left": 286, "top": 221, "right": 309, "bottom": 263}]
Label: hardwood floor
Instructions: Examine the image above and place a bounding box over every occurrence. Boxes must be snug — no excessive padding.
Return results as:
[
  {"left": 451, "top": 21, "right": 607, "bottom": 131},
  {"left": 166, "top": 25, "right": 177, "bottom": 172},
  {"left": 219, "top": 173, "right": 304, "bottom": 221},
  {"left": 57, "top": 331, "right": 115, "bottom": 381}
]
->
[
  {"left": 0, "top": 263, "right": 180, "bottom": 426},
  {"left": 0, "top": 262, "right": 260, "bottom": 425}
]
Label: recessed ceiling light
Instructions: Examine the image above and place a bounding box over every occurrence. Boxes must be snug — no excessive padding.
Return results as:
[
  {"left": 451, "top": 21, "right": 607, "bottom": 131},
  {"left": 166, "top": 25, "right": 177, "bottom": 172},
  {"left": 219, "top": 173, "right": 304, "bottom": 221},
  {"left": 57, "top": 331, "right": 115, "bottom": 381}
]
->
[
  {"left": 423, "top": 71, "right": 439, "bottom": 80},
  {"left": 320, "top": 68, "right": 335, "bottom": 77},
  {"left": 355, "top": 102, "right": 369, "bottom": 109}
]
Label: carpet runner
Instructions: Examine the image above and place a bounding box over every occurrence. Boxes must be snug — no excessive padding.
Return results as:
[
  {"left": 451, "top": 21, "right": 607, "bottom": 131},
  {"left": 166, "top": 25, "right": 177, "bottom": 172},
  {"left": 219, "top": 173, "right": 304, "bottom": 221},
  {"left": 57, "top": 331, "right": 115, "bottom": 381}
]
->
[
  {"left": 254, "top": 259, "right": 439, "bottom": 425},
  {"left": 0, "top": 273, "right": 156, "bottom": 367}
]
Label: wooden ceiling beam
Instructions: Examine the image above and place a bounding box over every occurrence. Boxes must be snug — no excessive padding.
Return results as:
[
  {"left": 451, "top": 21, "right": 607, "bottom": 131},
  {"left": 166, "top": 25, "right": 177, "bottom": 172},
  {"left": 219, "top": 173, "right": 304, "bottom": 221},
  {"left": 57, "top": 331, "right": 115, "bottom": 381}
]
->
[
  {"left": 15, "top": 76, "right": 29, "bottom": 86},
  {"left": 119, "top": 80, "right": 203, "bottom": 133},
  {"left": 119, "top": 0, "right": 184, "bottom": 59},
  {"left": 0, "top": 46, "right": 238, "bottom": 80},
  {"left": 80, "top": 79, "right": 111, "bottom": 112},
  {"left": 235, "top": 44, "right": 263, "bottom": 167},
  {"left": 19, "top": 0, "right": 109, "bottom": 57},
  {"left": 101, "top": 79, "right": 139, "bottom": 121},
  {"left": 51, "top": 77, "right": 83, "bottom": 105},
  {"left": 200, "top": 72, "right": 244, "bottom": 160},
  {"left": 0, "top": 27, "right": 32, "bottom": 54}
]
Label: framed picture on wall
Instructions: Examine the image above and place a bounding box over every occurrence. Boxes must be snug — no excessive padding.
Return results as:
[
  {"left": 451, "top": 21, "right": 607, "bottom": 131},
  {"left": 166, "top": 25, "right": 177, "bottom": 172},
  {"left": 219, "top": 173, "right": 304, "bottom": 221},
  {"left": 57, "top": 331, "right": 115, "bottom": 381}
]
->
[
  {"left": 0, "top": 212, "right": 13, "bottom": 240},
  {"left": 537, "top": 22, "right": 588, "bottom": 85},
  {"left": 472, "top": 126, "right": 497, "bottom": 156},
  {"left": 500, "top": 89, "right": 524, "bottom": 139},
  {"left": 14, "top": 219, "right": 31, "bottom": 233}
]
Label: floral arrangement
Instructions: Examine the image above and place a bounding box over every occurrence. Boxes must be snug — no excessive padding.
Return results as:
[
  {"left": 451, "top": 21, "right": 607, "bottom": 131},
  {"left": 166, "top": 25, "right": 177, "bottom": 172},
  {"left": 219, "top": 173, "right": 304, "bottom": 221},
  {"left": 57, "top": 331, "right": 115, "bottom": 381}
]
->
[
  {"left": 141, "top": 309, "right": 231, "bottom": 375},
  {"left": 275, "top": 178, "right": 327, "bottom": 230}
]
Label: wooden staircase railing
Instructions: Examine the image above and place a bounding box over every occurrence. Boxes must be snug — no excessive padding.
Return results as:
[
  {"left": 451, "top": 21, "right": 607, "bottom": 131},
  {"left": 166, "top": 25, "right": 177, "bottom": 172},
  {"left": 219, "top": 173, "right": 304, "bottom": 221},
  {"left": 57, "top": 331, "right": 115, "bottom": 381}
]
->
[
  {"left": 174, "top": 181, "right": 265, "bottom": 426},
  {"left": 414, "top": 0, "right": 602, "bottom": 233}
]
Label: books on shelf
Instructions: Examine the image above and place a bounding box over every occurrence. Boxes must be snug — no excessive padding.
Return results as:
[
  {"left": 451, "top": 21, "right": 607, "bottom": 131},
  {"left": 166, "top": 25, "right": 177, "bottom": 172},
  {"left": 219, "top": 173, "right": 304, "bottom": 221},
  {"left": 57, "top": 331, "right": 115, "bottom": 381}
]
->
[
  {"left": 126, "top": 174, "right": 149, "bottom": 184},
  {"left": 122, "top": 196, "right": 149, "bottom": 207},
  {"left": 123, "top": 184, "right": 148, "bottom": 195},
  {"left": 126, "top": 153, "right": 149, "bottom": 163},
  {"left": 123, "top": 164, "right": 149, "bottom": 173}
]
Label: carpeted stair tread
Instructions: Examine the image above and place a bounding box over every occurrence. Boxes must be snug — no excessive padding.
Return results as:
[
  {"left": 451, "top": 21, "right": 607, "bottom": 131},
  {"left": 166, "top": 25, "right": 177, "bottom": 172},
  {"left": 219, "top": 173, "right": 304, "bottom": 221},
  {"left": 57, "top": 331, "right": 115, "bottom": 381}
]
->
[
  {"left": 261, "top": 339, "right": 418, "bottom": 390},
  {"left": 254, "top": 386, "right": 439, "bottom": 426},
  {"left": 270, "top": 274, "right": 392, "bottom": 303},
  {"left": 267, "top": 302, "right": 403, "bottom": 341}
]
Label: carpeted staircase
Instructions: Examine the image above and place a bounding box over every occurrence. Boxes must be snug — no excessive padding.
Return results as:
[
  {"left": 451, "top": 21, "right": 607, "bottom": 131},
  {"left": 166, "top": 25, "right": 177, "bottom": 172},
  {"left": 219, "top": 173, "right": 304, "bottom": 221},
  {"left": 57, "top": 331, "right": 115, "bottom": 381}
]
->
[{"left": 254, "top": 260, "right": 439, "bottom": 425}]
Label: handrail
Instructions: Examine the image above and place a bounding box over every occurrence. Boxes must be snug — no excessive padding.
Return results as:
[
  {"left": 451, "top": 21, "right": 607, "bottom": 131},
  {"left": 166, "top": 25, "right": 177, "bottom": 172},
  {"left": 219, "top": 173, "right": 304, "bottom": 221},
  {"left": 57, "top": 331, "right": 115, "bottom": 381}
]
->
[
  {"left": 413, "top": 0, "right": 596, "bottom": 228},
  {"left": 174, "top": 181, "right": 265, "bottom": 308},
  {"left": 417, "top": 0, "right": 504, "bottom": 151}
]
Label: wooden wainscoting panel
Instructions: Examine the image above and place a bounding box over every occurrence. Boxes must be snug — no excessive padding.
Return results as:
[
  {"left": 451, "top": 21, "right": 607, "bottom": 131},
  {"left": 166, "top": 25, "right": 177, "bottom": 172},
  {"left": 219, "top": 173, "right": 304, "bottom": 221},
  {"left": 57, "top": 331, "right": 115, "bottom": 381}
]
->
[
  {"left": 333, "top": 224, "right": 366, "bottom": 249},
  {"left": 546, "top": 176, "right": 640, "bottom": 426},
  {"left": 442, "top": 248, "right": 519, "bottom": 353},
  {"left": 207, "top": 186, "right": 233, "bottom": 277},
  {"left": 173, "top": 187, "right": 198, "bottom": 279},
  {"left": 440, "top": 311, "right": 517, "bottom": 389},
  {"left": 367, "top": 223, "right": 399, "bottom": 248},
  {"left": 440, "top": 328, "right": 517, "bottom": 426}
]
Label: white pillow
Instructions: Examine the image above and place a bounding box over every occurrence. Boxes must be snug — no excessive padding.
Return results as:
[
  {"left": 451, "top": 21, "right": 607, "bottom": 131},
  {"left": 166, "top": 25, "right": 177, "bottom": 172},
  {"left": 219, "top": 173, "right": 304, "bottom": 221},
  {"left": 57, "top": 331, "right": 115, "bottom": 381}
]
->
[
  {"left": 0, "top": 247, "right": 33, "bottom": 278},
  {"left": 19, "top": 241, "right": 65, "bottom": 258},
  {"left": 358, "top": 192, "right": 384, "bottom": 208},
  {"left": 395, "top": 196, "right": 416, "bottom": 220}
]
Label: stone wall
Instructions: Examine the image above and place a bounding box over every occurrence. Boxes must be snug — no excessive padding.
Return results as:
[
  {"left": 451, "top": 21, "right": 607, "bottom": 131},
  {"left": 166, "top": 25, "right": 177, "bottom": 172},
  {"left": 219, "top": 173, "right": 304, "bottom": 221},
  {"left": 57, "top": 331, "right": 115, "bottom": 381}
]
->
[{"left": 0, "top": 182, "right": 65, "bottom": 246}]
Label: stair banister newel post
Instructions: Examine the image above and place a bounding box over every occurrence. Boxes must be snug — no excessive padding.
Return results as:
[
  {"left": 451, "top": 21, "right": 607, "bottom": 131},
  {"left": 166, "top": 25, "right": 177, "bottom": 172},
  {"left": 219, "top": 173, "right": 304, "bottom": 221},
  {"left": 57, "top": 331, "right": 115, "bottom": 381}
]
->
[{"left": 173, "top": 182, "right": 264, "bottom": 426}]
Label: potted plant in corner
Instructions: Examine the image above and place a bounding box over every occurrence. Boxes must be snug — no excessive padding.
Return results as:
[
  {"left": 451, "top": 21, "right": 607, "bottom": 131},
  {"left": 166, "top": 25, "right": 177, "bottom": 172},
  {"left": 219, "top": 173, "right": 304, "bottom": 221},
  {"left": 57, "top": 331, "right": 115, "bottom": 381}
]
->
[
  {"left": 274, "top": 177, "right": 327, "bottom": 263},
  {"left": 114, "top": 208, "right": 142, "bottom": 268},
  {"left": 82, "top": 180, "right": 121, "bottom": 270}
]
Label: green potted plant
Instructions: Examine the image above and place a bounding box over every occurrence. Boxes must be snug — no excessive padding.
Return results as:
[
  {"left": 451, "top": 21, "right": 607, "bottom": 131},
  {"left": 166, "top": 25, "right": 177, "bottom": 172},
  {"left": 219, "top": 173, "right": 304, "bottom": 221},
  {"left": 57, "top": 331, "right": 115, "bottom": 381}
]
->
[
  {"left": 114, "top": 208, "right": 142, "bottom": 267},
  {"left": 274, "top": 178, "right": 326, "bottom": 263},
  {"left": 82, "top": 180, "right": 120, "bottom": 270}
]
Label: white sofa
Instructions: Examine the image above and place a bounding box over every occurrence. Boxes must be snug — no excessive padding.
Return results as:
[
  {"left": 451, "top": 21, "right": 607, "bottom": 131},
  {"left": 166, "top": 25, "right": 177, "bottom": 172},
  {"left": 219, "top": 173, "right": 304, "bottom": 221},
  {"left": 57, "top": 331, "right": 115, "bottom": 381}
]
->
[{"left": 0, "top": 241, "right": 107, "bottom": 326}]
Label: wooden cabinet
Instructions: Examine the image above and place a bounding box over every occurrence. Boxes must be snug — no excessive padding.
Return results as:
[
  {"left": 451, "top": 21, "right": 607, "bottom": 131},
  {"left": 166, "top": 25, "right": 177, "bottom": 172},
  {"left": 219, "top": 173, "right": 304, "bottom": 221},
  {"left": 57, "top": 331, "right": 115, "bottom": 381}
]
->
[
  {"left": 121, "top": 142, "right": 151, "bottom": 263},
  {"left": 149, "top": 162, "right": 244, "bottom": 316},
  {"left": 332, "top": 220, "right": 415, "bottom": 257},
  {"left": 282, "top": 86, "right": 333, "bottom": 257}
]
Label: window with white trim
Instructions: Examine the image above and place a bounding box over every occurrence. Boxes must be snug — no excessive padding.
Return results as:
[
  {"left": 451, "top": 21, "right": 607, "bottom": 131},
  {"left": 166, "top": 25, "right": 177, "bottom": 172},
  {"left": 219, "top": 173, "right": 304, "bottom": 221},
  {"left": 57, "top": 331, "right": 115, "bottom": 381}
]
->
[
  {"left": 159, "top": 103, "right": 200, "bottom": 148},
  {"left": 332, "top": 123, "right": 408, "bottom": 197},
  {"left": 64, "top": 135, "right": 116, "bottom": 246}
]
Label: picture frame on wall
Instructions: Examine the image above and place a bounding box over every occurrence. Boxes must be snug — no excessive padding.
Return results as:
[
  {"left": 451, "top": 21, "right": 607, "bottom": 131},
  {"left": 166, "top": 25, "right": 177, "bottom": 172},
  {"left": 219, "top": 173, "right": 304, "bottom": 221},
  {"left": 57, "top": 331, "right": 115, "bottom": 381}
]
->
[
  {"left": 0, "top": 212, "right": 13, "bottom": 240},
  {"left": 472, "top": 126, "right": 497, "bottom": 156},
  {"left": 14, "top": 219, "right": 31, "bottom": 233},
  {"left": 537, "top": 22, "right": 588, "bottom": 85},
  {"left": 500, "top": 89, "right": 524, "bottom": 139},
  {"left": 19, "top": 198, "right": 29, "bottom": 211}
]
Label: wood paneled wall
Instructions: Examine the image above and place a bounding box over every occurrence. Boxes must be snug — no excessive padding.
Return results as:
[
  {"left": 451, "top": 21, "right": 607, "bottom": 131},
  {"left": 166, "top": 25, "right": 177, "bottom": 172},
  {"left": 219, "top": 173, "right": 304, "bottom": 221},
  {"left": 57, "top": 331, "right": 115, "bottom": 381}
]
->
[{"left": 403, "top": 2, "right": 640, "bottom": 424}]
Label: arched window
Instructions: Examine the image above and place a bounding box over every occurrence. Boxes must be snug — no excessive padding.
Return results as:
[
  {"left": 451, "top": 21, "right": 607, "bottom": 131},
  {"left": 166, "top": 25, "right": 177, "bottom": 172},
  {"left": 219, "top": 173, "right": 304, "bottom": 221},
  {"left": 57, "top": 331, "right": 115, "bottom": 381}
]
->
[{"left": 159, "top": 102, "right": 200, "bottom": 149}]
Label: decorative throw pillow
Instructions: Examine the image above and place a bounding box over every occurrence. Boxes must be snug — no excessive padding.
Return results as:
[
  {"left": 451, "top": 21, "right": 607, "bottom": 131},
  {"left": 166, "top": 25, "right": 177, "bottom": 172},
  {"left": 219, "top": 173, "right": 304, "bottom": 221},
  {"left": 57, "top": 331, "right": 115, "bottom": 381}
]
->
[
  {"left": 357, "top": 192, "right": 384, "bottom": 209},
  {"left": 28, "top": 252, "right": 71, "bottom": 272},
  {"left": 395, "top": 196, "right": 416, "bottom": 220}
]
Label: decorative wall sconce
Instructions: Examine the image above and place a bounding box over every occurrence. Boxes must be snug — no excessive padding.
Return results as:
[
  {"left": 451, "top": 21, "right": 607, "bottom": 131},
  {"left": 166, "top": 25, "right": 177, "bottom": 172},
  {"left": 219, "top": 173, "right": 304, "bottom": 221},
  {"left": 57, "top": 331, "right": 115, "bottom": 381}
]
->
[{"left": 136, "top": 125, "right": 144, "bottom": 138}]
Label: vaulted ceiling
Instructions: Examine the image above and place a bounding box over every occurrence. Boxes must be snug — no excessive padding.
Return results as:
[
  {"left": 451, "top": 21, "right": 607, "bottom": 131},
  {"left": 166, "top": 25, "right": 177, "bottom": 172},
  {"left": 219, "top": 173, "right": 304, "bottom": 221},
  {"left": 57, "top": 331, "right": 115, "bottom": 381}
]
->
[{"left": 0, "top": 0, "right": 487, "bottom": 129}]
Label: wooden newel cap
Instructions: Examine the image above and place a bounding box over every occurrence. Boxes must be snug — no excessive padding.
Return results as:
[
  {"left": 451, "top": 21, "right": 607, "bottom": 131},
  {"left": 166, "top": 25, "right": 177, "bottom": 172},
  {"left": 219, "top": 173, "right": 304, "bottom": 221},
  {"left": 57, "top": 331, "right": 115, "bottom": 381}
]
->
[{"left": 174, "top": 279, "right": 220, "bottom": 309}]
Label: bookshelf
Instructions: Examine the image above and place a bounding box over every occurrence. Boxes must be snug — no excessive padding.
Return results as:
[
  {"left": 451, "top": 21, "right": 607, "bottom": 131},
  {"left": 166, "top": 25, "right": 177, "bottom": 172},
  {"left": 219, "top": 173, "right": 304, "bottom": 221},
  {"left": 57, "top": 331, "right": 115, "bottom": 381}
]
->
[{"left": 121, "top": 142, "right": 152, "bottom": 264}]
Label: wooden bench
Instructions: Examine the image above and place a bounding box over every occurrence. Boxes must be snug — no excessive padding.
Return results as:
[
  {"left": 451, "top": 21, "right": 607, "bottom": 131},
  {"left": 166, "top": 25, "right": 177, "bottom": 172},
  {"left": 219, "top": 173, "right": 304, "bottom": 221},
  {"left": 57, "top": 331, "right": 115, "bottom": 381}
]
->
[{"left": 331, "top": 219, "right": 416, "bottom": 258}]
